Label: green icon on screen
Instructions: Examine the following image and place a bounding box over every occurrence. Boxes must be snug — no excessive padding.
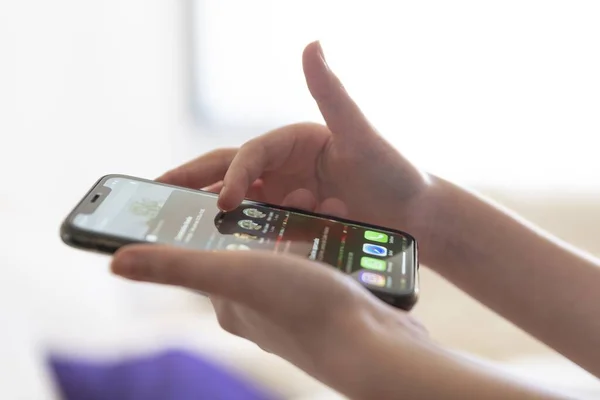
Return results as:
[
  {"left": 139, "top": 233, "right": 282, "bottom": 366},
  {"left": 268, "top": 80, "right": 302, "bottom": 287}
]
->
[
  {"left": 364, "top": 230, "right": 389, "bottom": 243},
  {"left": 360, "top": 256, "right": 387, "bottom": 271}
]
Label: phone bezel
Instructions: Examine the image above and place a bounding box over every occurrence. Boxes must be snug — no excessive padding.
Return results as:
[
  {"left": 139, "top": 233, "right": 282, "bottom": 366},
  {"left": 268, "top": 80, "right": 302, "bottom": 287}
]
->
[{"left": 60, "top": 174, "right": 420, "bottom": 310}]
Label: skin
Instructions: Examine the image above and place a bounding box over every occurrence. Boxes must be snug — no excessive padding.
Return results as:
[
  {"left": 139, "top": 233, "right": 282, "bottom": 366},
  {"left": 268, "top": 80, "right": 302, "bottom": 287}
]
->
[{"left": 111, "top": 41, "right": 600, "bottom": 399}]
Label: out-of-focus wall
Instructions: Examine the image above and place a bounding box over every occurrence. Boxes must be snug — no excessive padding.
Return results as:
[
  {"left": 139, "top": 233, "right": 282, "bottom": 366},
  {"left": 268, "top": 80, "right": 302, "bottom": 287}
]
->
[{"left": 0, "top": 1, "right": 223, "bottom": 398}]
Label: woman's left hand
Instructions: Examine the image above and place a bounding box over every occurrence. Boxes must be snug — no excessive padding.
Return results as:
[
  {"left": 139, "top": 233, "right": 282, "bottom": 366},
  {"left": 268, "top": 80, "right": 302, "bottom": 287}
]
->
[{"left": 111, "top": 244, "right": 427, "bottom": 399}]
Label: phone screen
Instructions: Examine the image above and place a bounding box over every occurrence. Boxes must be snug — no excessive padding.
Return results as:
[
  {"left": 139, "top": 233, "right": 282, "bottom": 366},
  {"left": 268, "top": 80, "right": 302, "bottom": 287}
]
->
[{"left": 71, "top": 176, "right": 416, "bottom": 295}]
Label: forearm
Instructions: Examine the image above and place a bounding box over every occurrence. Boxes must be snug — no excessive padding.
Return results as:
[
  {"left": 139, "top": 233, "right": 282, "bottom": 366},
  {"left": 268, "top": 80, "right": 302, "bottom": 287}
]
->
[
  {"left": 323, "top": 328, "right": 567, "bottom": 400},
  {"left": 411, "top": 176, "right": 600, "bottom": 376}
]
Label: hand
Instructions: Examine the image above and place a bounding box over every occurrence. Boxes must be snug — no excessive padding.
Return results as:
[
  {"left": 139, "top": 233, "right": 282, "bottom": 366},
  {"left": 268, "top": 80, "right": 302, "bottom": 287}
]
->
[
  {"left": 111, "top": 244, "right": 562, "bottom": 400},
  {"left": 158, "top": 41, "right": 431, "bottom": 240},
  {"left": 111, "top": 245, "right": 428, "bottom": 399}
]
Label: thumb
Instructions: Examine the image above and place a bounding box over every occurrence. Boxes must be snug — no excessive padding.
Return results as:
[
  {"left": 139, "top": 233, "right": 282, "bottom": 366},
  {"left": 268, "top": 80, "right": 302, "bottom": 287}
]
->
[{"left": 302, "top": 41, "right": 376, "bottom": 140}]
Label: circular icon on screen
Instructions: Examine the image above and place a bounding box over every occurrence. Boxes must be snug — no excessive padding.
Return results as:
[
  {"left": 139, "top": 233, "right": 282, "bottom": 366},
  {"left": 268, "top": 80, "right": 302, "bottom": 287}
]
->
[
  {"left": 243, "top": 208, "right": 267, "bottom": 219},
  {"left": 225, "top": 244, "right": 251, "bottom": 251},
  {"left": 238, "top": 219, "right": 262, "bottom": 231}
]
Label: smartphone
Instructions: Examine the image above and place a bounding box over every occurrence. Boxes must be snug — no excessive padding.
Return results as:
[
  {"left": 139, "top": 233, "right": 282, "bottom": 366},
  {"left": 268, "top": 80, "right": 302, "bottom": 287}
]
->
[{"left": 61, "top": 175, "right": 419, "bottom": 310}]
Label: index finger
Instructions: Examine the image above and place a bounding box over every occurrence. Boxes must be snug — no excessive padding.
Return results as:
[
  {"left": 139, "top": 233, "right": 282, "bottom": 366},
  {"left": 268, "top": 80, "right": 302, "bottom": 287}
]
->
[
  {"left": 218, "top": 125, "right": 302, "bottom": 211},
  {"left": 111, "top": 245, "right": 345, "bottom": 319},
  {"left": 157, "top": 148, "right": 238, "bottom": 189}
]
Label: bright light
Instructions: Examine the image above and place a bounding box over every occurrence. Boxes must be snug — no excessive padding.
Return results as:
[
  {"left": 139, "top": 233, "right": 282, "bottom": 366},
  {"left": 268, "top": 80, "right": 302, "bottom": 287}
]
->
[{"left": 194, "top": 1, "right": 600, "bottom": 190}]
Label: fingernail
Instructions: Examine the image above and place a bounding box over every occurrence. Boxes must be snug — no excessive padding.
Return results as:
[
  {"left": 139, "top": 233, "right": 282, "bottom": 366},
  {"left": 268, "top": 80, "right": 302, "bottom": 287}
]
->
[
  {"left": 217, "top": 186, "right": 233, "bottom": 211},
  {"left": 217, "top": 201, "right": 232, "bottom": 212}
]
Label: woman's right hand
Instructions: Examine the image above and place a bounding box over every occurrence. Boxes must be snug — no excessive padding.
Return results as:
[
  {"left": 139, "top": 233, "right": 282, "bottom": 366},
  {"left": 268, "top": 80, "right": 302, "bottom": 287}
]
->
[
  {"left": 159, "top": 41, "right": 435, "bottom": 251},
  {"left": 152, "top": 40, "right": 586, "bottom": 398}
]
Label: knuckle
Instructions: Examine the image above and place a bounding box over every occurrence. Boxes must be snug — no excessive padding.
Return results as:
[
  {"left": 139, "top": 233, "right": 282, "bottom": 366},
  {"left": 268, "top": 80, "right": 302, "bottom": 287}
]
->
[
  {"left": 243, "top": 137, "right": 267, "bottom": 156},
  {"left": 235, "top": 141, "right": 266, "bottom": 182},
  {"left": 220, "top": 147, "right": 239, "bottom": 164},
  {"left": 240, "top": 138, "right": 259, "bottom": 152},
  {"left": 212, "top": 300, "right": 242, "bottom": 337},
  {"left": 208, "top": 147, "right": 237, "bottom": 157},
  {"left": 257, "top": 344, "right": 273, "bottom": 354},
  {"left": 216, "top": 311, "right": 240, "bottom": 336},
  {"left": 292, "top": 121, "right": 326, "bottom": 130}
]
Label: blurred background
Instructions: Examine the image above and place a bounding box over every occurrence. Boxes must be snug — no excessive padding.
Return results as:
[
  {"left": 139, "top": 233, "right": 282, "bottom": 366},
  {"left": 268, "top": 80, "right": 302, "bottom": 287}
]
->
[{"left": 1, "top": 0, "right": 599, "bottom": 398}]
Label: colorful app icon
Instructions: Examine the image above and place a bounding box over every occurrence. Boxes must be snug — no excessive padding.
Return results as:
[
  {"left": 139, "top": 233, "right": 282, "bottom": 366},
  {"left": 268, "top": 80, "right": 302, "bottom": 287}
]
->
[
  {"left": 364, "top": 230, "right": 388, "bottom": 243},
  {"left": 243, "top": 208, "right": 267, "bottom": 219},
  {"left": 238, "top": 219, "right": 262, "bottom": 231},
  {"left": 360, "top": 256, "right": 387, "bottom": 271},
  {"left": 360, "top": 272, "right": 387, "bottom": 287},
  {"left": 363, "top": 243, "right": 388, "bottom": 257}
]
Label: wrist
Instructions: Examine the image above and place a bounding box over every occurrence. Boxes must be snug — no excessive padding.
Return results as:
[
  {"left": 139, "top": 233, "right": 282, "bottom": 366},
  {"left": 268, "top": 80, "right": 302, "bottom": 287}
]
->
[
  {"left": 310, "top": 308, "right": 435, "bottom": 399},
  {"left": 319, "top": 319, "right": 565, "bottom": 400},
  {"left": 401, "top": 174, "right": 453, "bottom": 270}
]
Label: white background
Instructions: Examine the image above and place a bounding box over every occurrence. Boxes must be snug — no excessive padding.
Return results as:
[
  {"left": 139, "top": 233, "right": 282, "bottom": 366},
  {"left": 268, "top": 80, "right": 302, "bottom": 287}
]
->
[{"left": 195, "top": 0, "right": 600, "bottom": 190}]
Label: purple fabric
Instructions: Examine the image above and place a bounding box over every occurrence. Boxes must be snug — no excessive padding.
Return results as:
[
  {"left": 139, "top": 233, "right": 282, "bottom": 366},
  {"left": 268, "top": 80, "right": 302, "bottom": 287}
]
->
[{"left": 48, "top": 349, "right": 280, "bottom": 400}]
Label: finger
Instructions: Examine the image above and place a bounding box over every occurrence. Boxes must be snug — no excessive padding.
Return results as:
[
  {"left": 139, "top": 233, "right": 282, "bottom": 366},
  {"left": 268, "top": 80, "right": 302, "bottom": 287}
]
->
[
  {"left": 281, "top": 188, "right": 318, "bottom": 212},
  {"left": 242, "top": 179, "right": 270, "bottom": 202},
  {"left": 210, "top": 298, "right": 275, "bottom": 354},
  {"left": 203, "top": 179, "right": 264, "bottom": 198},
  {"left": 202, "top": 180, "right": 224, "bottom": 193},
  {"left": 157, "top": 148, "right": 238, "bottom": 188},
  {"left": 302, "top": 41, "right": 375, "bottom": 141},
  {"left": 316, "top": 198, "right": 348, "bottom": 219},
  {"left": 218, "top": 128, "right": 302, "bottom": 211},
  {"left": 210, "top": 296, "right": 244, "bottom": 337},
  {"left": 406, "top": 316, "right": 429, "bottom": 336},
  {"left": 111, "top": 245, "right": 339, "bottom": 316}
]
